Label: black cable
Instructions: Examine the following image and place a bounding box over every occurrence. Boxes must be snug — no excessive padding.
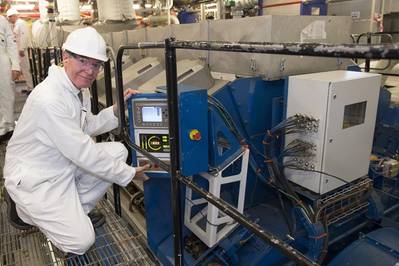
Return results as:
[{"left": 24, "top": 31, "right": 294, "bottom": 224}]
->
[
  {"left": 263, "top": 117, "right": 316, "bottom": 221},
  {"left": 277, "top": 192, "right": 295, "bottom": 235},
  {"left": 208, "top": 96, "right": 243, "bottom": 141}
]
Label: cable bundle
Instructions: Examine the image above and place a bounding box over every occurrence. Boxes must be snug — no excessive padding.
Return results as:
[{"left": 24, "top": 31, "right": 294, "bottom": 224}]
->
[
  {"left": 208, "top": 95, "right": 243, "bottom": 142},
  {"left": 270, "top": 114, "right": 319, "bottom": 136},
  {"left": 263, "top": 115, "right": 316, "bottom": 222}
]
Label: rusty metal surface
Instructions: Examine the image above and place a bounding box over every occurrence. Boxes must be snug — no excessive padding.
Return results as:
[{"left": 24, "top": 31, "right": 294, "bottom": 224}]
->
[{"left": 172, "top": 40, "right": 399, "bottom": 59}]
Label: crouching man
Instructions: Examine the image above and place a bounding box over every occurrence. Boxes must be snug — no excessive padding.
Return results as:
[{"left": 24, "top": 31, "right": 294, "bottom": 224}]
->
[{"left": 3, "top": 27, "right": 149, "bottom": 255}]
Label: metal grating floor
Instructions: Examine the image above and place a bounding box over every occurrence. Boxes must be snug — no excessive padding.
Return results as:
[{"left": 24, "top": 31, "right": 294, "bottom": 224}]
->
[{"left": 0, "top": 195, "right": 159, "bottom": 266}]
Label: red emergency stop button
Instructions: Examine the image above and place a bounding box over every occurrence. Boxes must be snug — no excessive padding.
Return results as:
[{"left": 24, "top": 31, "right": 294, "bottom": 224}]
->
[{"left": 189, "top": 129, "right": 201, "bottom": 141}]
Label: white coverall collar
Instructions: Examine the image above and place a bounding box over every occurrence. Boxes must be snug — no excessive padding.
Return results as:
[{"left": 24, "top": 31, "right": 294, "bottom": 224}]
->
[{"left": 48, "top": 64, "right": 82, "bottom": 97}]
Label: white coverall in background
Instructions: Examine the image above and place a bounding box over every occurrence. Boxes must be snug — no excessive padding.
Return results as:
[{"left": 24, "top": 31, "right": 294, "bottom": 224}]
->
[
  {"left": 12, "top": 18, "right": 33, "bottom": 90},
  {"left": 0, "top": 15, "right": 19, "bottom": 137},
  {"left": 4, "top": 64, "right": 136, "bottom": 254}
]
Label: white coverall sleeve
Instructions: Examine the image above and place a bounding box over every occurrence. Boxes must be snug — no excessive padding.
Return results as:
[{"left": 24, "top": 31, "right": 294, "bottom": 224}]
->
[
  {"left": 84, "top": 106, "right": 119, "bottom": 137},
  {"left": 16, "top": 21, "right": 30, "bottom": 50},
  {"left": 37, "top": 102, "right": 135, "bottom": 187},
  {"left": 5, "top": 21, "right": 19, "bottom": 71}
]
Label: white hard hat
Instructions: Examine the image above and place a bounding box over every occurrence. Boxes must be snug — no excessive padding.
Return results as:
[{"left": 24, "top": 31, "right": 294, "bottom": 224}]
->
[
  {"left": 6, "top": 7, "right": 19, "bottom": 17},
  {"left": 62, "top": 27, "right": 108, "bottom": 62}
]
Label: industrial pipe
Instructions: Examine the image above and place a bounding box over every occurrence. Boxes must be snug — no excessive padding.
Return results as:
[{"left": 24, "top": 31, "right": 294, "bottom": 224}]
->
[{"left": 172, "top": 40, "right": 399, "bottom": 59}]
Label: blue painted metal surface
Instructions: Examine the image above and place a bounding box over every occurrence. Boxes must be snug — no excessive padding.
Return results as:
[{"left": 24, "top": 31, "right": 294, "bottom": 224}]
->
[
  {"left": 177, "top": 10, "right": 198, "bottom": 24},
  {"left": 212, "top": 77, "right": 285, "bottom": 195},
  {"left": 373, "top": 88, "right": 399, "bottom": 157},
  {"left": 294, "top": 207, "right": 326, "bottom": 262},
  {"left": 300, "top": 0, "right": 327, "bottom": 15},
  {"left": 135, "top": 78, "right": 319, "bottom": 265},
  {"left": 328, "top": 227, "right": 399, "bottom": 266},
  {"left": 179, "top": 87, "right": 209, "bottom": 176},
  {"left": 207, "top": 104, "right": 242, "bottom": 169},
  {"left": 143, "top": 174, "right": 181, "bottom": 266}
]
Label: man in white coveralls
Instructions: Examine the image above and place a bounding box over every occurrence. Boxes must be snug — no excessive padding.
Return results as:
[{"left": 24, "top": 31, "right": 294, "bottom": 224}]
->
[
  {"left": 0, "top": 12, "right": 20, "bottom": 142},
  {"left": 3, "top": 27, "right": 150, "bottom": 255},
  {"left": 6, "top": 7, "right": 33, "bottom": 92}
]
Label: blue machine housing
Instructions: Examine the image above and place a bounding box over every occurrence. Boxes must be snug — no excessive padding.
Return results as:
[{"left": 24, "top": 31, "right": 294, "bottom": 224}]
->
[
  {"left": 328, "top": 227, "right": 399, "bottom": 266},
  {"left": 128, "top": 76, "right": 399, "bottom": 265},
  {"left": 134, "top": 78, "right": 311, "bottom": 265}
]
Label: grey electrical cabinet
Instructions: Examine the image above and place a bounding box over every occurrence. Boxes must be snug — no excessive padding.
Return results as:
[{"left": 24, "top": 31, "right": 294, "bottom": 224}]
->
[{"left": 285, "top": 70, "right": 381, "bottom": 194}]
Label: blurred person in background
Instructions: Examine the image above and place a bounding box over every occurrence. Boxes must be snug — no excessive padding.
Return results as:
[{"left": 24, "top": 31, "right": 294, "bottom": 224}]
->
[
  {"left": 7, "top": 7, "right": 33, "bottom": 94},
  {"left": 0, "top": 11, "right": 20, "bottom": 142}
]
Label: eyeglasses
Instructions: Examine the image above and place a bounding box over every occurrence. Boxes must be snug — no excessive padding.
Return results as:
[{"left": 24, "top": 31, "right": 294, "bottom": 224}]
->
[{"left": 68, "top": 52, "right": 104, "bottom": 71}]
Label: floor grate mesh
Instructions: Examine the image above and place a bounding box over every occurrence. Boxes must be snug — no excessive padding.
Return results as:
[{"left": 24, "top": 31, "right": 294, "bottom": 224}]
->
[{"left": 0, "top": 197, "right": 159, "bottom": 266}]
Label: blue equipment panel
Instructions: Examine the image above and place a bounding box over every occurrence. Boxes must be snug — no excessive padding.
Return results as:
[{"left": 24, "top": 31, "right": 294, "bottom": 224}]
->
[
  {"left": 127, "top": 86, "right": 209, "bottom": 176},
  {"left": 178, "top": 86, "right": 209, "bottom": 176}
]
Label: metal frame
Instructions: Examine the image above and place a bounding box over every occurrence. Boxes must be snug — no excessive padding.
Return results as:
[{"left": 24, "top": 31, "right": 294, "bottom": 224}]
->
[
  {"left": 184, "top": 148, "right": 249, "bottom": 247},
  {"left": 114, "top": 39, "right": 399, "bottom": 266}
]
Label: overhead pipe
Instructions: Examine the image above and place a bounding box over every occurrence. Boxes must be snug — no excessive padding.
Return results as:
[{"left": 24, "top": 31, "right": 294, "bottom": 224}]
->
[
  {"left": 172, "top": 40, "right": 399, "bottom": 59},
  {"left": 355, "top": 32, "right": 394, "bottom": 71}
]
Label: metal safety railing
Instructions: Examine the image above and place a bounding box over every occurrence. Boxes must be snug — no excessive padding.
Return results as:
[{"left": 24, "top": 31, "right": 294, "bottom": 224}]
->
[
  {"left": 112, "top": 39, "right": 399, "bottom": 266},
  {"left": 28, "top": 47, "right": 63, "bottom": 87}
]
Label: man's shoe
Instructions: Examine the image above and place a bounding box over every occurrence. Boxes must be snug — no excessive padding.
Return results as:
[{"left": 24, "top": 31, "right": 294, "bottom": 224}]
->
[
  {"left": 21, "top": 89, "right": 32, "bottom": 95},
  {"left": 0, "top": 131, "right": 13, "bottom": 143},
  {"left": 4, "top": 189, "right": 33, "bottom": 230},
  {"left": 88, "top": 209, "right": 106, "bottom": 228}
]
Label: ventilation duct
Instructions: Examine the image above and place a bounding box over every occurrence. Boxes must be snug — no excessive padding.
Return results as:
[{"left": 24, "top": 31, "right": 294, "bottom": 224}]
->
[
  {"left": 97, "top": 0, "right": 135, "bottom": 21},
  {"left": 56, "top": 0, "right": 80, "bottom": 22}
]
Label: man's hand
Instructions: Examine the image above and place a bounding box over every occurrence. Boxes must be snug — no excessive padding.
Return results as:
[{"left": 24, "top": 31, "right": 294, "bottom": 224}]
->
[
  {"left": 11, "top": 70, "right": 20, "bottom": 81},
  {"left": 19, "top": 50, "right": 25, "bottom": 57},
  {"left": 113, "top": 89, "right": 140, "bottom": 117},
  {"left": 123, "top": 88, "right": 141, "bottom": 102},
  {"left": 134, "top": 164, "right": 151, "bottom": 182}
]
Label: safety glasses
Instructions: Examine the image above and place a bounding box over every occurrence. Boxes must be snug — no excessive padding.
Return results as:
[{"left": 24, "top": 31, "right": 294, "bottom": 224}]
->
[{"left": 68, "top": 51, "right": 104, "bottom": 71}]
